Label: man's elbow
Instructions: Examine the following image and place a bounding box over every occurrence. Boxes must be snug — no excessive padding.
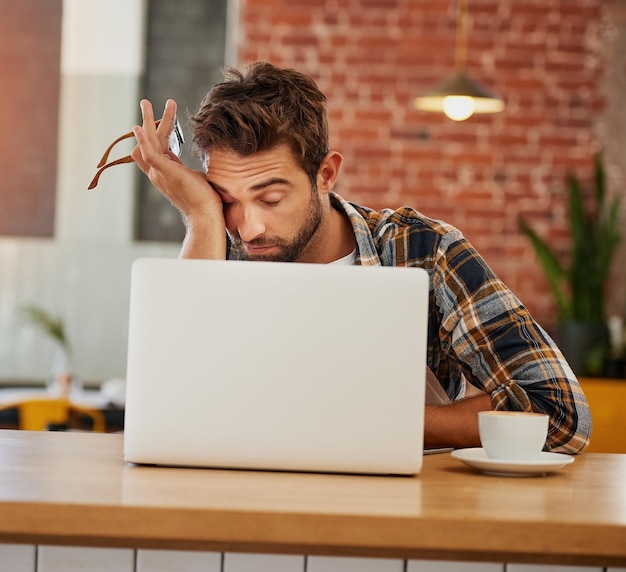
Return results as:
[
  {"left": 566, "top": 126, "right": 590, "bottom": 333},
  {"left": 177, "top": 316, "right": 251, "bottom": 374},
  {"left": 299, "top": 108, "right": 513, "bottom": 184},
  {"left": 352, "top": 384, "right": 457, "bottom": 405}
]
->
[{"left": 546, "top": 406, "right": 592, "bottom": 455}]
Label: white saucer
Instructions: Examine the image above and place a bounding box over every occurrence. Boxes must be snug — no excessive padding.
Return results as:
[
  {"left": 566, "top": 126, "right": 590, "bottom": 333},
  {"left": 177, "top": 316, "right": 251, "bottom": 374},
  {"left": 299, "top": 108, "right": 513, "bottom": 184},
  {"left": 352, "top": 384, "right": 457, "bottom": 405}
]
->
[{"left": 451, "top": 448, "right": 575, "bottom": 476}]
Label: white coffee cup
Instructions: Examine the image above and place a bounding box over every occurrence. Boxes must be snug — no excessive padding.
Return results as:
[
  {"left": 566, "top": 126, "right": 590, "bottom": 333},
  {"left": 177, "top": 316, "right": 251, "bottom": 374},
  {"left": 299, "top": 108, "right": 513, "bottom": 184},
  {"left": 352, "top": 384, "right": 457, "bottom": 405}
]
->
[{"left": 478, "top": 411, "right": 549, "bottom": 461}]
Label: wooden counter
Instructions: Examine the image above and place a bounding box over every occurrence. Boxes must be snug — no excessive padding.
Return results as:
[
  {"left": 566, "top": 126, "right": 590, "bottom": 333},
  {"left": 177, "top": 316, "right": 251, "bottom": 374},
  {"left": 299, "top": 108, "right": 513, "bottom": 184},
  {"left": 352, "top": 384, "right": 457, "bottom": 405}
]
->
[{"left": 0, "top": 431, "right": 625, "bottom": 567}]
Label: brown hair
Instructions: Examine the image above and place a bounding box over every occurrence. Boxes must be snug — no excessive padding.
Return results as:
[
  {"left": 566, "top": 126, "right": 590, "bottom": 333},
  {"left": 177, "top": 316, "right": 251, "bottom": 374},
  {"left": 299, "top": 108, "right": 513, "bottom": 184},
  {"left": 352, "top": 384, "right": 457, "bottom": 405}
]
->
[{"left": 189, "top": 62, "right": 329, "bottom": 185}]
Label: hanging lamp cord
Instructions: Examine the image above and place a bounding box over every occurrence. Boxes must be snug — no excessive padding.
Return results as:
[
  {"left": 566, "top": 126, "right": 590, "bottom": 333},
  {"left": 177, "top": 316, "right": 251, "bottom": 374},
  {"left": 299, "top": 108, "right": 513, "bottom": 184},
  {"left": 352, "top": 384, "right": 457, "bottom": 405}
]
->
[{"left": 455, "top": 0, "right": 469, "bottom": 72}]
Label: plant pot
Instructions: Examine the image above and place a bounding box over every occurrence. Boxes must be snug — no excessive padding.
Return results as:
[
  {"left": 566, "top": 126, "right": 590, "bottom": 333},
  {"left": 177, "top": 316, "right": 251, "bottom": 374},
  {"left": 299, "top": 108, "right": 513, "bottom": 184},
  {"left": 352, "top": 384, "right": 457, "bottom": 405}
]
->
[
  {"left": 602, "top": 356, "right": 626, "bottom": 379},
  {"left": 47, "top": 346, "right": 80, "bottom": 397},
  {"left": 558, "top": 321, "right": 610, "bottom": 377}
]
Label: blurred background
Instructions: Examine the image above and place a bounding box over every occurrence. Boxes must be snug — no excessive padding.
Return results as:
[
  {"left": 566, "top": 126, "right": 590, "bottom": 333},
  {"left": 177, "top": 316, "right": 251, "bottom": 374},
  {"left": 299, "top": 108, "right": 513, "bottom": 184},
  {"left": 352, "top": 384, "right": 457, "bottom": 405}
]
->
[{"left": 0, "top": 0, "right": 624, "bottom": 386}]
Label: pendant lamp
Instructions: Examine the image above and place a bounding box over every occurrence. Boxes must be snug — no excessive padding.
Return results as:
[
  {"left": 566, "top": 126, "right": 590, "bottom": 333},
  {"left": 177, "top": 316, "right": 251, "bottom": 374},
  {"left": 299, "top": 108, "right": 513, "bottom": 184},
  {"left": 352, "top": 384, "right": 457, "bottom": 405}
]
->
[{"left": 415, "top": 0, "right": 504, "bottom": 121}]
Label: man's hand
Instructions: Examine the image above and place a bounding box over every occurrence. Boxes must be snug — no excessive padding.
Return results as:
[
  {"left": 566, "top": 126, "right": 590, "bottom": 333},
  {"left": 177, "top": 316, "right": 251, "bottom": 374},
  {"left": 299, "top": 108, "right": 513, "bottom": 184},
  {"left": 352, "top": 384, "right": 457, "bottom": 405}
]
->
[
  {"left": 424, "top": 393, "right": 493, "bottom": 449},
  {"left": 131, "top": 99, "right": 227, "bottom": 259}
]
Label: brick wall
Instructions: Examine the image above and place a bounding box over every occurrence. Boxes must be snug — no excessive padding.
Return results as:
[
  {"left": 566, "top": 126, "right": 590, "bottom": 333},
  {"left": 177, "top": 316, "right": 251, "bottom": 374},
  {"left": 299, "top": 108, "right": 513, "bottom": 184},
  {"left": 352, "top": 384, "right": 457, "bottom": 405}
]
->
[
  {"left": 0, "top": 0, "right": 62, "bottom": 236},
  {"left": 236, "top": 0, "right": 626, "bottom": 328}
]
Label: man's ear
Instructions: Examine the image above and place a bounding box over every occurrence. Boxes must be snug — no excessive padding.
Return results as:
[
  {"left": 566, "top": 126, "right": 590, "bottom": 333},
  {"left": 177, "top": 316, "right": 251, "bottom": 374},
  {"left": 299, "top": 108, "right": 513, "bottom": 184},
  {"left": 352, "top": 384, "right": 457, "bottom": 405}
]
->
[{"left": 316, "top": 151, "right": 343, "bottom": 195}]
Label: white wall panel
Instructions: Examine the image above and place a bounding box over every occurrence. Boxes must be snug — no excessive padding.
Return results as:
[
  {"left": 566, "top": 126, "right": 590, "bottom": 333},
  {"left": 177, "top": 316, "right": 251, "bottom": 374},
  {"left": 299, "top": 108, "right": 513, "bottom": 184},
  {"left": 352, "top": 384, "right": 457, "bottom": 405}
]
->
[
  {"left": 408, "top": 561, "right": 504, "bottom": 572},
  {"left": 61, "top": 0, "right": 146, "bottom": 74},
  {"left": 308, "top": 555, "right": 404, "bottom": 572},
  {"left": 38, "top": 545, "right": 134, "bottom": 572},
  {"left": 224, "top": 552, "right": 305, "bottom": 572},
  {"left": 137, "top": 548, "right": 221, "bottom": 571},
  {"left": 0, "top": 544, "right": 36, "bottom": 572},
  {"left": 506, "top": 565, "right": 602, "bottom": 572}
]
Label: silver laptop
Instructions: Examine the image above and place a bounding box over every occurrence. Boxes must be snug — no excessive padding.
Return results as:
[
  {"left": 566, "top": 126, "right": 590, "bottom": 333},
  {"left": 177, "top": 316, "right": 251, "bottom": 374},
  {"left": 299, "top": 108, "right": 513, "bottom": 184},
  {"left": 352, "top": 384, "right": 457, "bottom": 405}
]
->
[{"left": 123, "top": 258, "right": 429, "bottom": 475}]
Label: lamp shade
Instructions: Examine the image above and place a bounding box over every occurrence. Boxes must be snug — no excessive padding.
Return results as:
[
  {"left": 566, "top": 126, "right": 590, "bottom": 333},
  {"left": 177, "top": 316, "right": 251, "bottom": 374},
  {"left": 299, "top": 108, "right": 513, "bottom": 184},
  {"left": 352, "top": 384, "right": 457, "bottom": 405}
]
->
[{"left": 415, "top": 71, "right": 505, "bottom": 120}]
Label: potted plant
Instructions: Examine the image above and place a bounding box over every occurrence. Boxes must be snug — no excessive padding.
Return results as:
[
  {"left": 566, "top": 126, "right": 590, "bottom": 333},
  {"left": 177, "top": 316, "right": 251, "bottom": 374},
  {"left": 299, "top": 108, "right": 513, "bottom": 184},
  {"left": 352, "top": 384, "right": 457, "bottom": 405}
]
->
[
  {"left": 519, "top": 152, "right": 622, "bottom": 376},
  {"left": 22, "top": 305, "right": 76, "bottom": 395}
]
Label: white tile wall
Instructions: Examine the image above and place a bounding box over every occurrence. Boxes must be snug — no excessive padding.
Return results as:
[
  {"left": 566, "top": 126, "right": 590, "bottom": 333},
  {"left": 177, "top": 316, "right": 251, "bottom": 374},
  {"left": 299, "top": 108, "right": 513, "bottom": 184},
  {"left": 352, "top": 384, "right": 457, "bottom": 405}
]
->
[
  {"left": 37, "top": 545, "right": 135, "bottom": 572},
  {"left": 0, "top": 544, "right": 617, "bottom": 572},
  {"left": 224, "top": 552, "right": 305, "bottom": 572},
  {"left": 136, "top": 548, "right": 221, "bottom": 571},
  {"left": 409, "top": 561, "right": 504, "bottom": 572},
  {"left": 506, "top": 565, "right": 603, "bottom": 572},
  {"left": 308, "top": 555, "right": 404, "bottom": 572},
  {"left": 0, "top": 544, "right": 36, "bottom": 572}
]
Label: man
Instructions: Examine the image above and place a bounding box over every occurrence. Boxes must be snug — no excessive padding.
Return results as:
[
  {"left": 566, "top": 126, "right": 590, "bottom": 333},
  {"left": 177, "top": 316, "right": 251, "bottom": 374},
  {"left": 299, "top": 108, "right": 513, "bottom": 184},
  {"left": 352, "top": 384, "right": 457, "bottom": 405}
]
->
[{"left": 130, "top": 62, "right": 591, "bottom": 453}]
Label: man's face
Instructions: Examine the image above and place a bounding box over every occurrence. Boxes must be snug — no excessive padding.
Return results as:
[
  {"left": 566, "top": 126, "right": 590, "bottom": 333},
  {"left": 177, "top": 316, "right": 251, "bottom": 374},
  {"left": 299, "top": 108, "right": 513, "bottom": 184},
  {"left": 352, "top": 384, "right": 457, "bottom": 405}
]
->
[{"left": 206, "top": 144, "right": 324, "bottom": 263}]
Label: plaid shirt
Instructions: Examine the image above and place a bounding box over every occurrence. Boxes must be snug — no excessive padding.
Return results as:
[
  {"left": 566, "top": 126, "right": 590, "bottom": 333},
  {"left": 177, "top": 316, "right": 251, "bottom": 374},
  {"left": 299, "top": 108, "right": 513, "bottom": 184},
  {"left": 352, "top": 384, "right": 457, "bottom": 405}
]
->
[{"left": 228, "top": 192, "right": 591, "bottom": 454}]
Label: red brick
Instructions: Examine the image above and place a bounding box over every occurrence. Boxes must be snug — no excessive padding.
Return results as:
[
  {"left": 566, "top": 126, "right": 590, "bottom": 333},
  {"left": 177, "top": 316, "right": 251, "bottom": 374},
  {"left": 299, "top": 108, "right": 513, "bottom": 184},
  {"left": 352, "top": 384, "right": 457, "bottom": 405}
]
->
[{"left": 235, "top": 0, "right": 620, "bottom": 322}]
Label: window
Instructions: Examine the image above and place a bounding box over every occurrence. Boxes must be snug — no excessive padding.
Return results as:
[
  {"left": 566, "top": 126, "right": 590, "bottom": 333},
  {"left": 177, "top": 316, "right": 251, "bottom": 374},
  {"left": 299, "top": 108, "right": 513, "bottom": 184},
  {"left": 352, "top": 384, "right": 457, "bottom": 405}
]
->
[{"left": 135, "top": 0, "right": 229, "bottom": 242}]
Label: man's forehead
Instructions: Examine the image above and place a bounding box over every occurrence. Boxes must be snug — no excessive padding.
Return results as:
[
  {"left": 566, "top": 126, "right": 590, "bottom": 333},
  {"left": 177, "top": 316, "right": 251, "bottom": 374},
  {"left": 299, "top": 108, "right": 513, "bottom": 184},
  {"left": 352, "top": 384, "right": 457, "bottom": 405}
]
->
[
  {"left": 205, "top": 144, "right": 301, "bottom": 177},
  {"left": 204, "top": 145, "right": 311, "bottom": 196}
]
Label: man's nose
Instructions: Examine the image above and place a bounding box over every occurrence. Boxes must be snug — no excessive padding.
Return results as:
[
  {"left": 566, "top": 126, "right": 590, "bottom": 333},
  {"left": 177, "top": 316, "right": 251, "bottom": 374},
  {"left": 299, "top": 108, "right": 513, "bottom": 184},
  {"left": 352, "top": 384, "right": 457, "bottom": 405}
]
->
[{"left": 237, "top": 208, "right": 266, "bottom": 242}]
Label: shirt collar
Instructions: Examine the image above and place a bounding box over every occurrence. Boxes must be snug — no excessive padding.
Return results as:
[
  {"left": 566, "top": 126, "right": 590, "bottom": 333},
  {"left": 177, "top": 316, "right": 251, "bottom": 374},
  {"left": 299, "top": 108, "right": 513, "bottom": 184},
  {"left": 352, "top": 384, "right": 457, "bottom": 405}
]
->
[{"left": 329, "top": 192, "right": 381, "bottom": 266}]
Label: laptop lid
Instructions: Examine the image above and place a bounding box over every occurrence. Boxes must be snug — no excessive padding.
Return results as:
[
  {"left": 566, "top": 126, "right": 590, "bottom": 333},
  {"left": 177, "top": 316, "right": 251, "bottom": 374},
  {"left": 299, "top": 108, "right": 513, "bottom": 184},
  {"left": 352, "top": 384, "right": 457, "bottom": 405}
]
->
[{"left": 123, "top": 258, "right": 428, "bottom": 475}]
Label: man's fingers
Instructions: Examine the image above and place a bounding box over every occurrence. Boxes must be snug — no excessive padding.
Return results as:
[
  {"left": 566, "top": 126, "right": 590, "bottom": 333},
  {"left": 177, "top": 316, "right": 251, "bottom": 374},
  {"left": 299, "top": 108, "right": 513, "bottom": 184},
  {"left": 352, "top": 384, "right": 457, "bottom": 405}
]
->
[
  {"left": 130, "top": 126, "right": 153, "bottom": 174},
  {"left": 155, "top": 99, "right": 177, "bottom": 152},
  {"left": 131, "top": 99, "right": 184, "bottom": 187},
  {"left": 139, "top": 99, "right": 156, "bottom": 134},
  {"left": 139, "top": 98, "right": 178, "bottom": 155},
  {"left": 130, "top": 146, "right": 148, "bottom": 174}
]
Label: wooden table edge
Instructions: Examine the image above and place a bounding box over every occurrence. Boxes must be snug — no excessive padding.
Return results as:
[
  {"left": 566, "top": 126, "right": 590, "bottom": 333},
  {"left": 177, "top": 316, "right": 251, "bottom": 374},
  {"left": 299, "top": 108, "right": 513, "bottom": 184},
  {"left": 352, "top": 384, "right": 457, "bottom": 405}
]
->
[{"left": 0, "top": 502, "right": 624, "bottom": 567}]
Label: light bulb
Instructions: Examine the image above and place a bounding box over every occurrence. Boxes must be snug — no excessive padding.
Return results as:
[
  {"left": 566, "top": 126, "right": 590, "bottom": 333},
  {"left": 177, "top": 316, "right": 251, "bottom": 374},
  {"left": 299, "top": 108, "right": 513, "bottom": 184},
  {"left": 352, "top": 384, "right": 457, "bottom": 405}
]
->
[{"left": 442, "top": 95, "right": 475, "bottom": 121}]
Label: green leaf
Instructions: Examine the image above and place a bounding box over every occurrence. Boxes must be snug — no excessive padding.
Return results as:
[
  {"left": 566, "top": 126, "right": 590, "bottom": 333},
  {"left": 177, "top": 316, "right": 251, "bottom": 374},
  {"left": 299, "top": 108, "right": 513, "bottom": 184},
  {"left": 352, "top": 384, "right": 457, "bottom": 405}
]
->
[
  {"left": 518, "top": 151, "right": 622, "bottom": 324},
  {"left": 22, "top": 305, "right": 70, "bottom": 350},
  {"left": 518, "top": 218, "right": 571, "bottom": 319}
]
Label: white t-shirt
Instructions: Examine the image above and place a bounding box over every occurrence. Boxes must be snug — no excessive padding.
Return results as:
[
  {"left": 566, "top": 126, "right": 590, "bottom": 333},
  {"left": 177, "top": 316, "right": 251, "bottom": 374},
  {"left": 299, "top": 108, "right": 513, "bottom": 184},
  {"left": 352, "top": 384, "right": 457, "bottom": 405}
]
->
[{"left": 330, "top": 250, "right": 357, "bottom": 265}]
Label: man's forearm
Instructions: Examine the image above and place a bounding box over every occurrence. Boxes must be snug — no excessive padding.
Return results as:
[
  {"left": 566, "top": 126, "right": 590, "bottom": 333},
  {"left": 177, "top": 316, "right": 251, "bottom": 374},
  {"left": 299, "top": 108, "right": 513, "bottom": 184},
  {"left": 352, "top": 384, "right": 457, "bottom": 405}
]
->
[
  {"left": 179, "top": 217, "right": 227, "bottom": 260},
  {"left": 423, "top": 393, "right": 493, "bottom": 449}
]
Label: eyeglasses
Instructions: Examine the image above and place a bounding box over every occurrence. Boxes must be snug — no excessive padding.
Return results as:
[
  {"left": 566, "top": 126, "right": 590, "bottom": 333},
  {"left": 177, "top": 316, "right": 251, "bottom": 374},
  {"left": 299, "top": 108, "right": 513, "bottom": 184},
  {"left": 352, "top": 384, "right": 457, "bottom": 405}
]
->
[{"left": 88, "top": 118, "right": 185, "bottom": 190}]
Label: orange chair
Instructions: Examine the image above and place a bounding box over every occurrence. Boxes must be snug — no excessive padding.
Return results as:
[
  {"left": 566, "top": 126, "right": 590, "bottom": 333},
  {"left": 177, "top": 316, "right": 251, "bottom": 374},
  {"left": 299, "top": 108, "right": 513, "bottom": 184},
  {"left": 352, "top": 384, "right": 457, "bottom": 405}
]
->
[{"left": 0, "top": 397, "right": 105, "bottom": 432}]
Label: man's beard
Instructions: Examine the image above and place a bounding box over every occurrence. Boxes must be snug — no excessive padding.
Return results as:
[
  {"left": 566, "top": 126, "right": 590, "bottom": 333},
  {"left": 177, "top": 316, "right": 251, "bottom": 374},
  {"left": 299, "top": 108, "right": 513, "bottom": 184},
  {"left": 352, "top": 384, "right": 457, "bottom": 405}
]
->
[{"left": 231, "top": 187, "right": 323, "bottom": 262}]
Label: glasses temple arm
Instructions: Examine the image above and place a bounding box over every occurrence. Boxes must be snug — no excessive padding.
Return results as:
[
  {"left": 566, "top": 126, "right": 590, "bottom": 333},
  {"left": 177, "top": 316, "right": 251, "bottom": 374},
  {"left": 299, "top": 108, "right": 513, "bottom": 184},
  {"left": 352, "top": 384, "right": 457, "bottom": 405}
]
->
[
  {"left": 96, "top": 131, "right": 134, "bottom": 168},
  {"left": 88, "top": 155, "right": 134, "bottom": 190},
  {"left": 96, "top": 119, "right": 163, "bottom": 167}
]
